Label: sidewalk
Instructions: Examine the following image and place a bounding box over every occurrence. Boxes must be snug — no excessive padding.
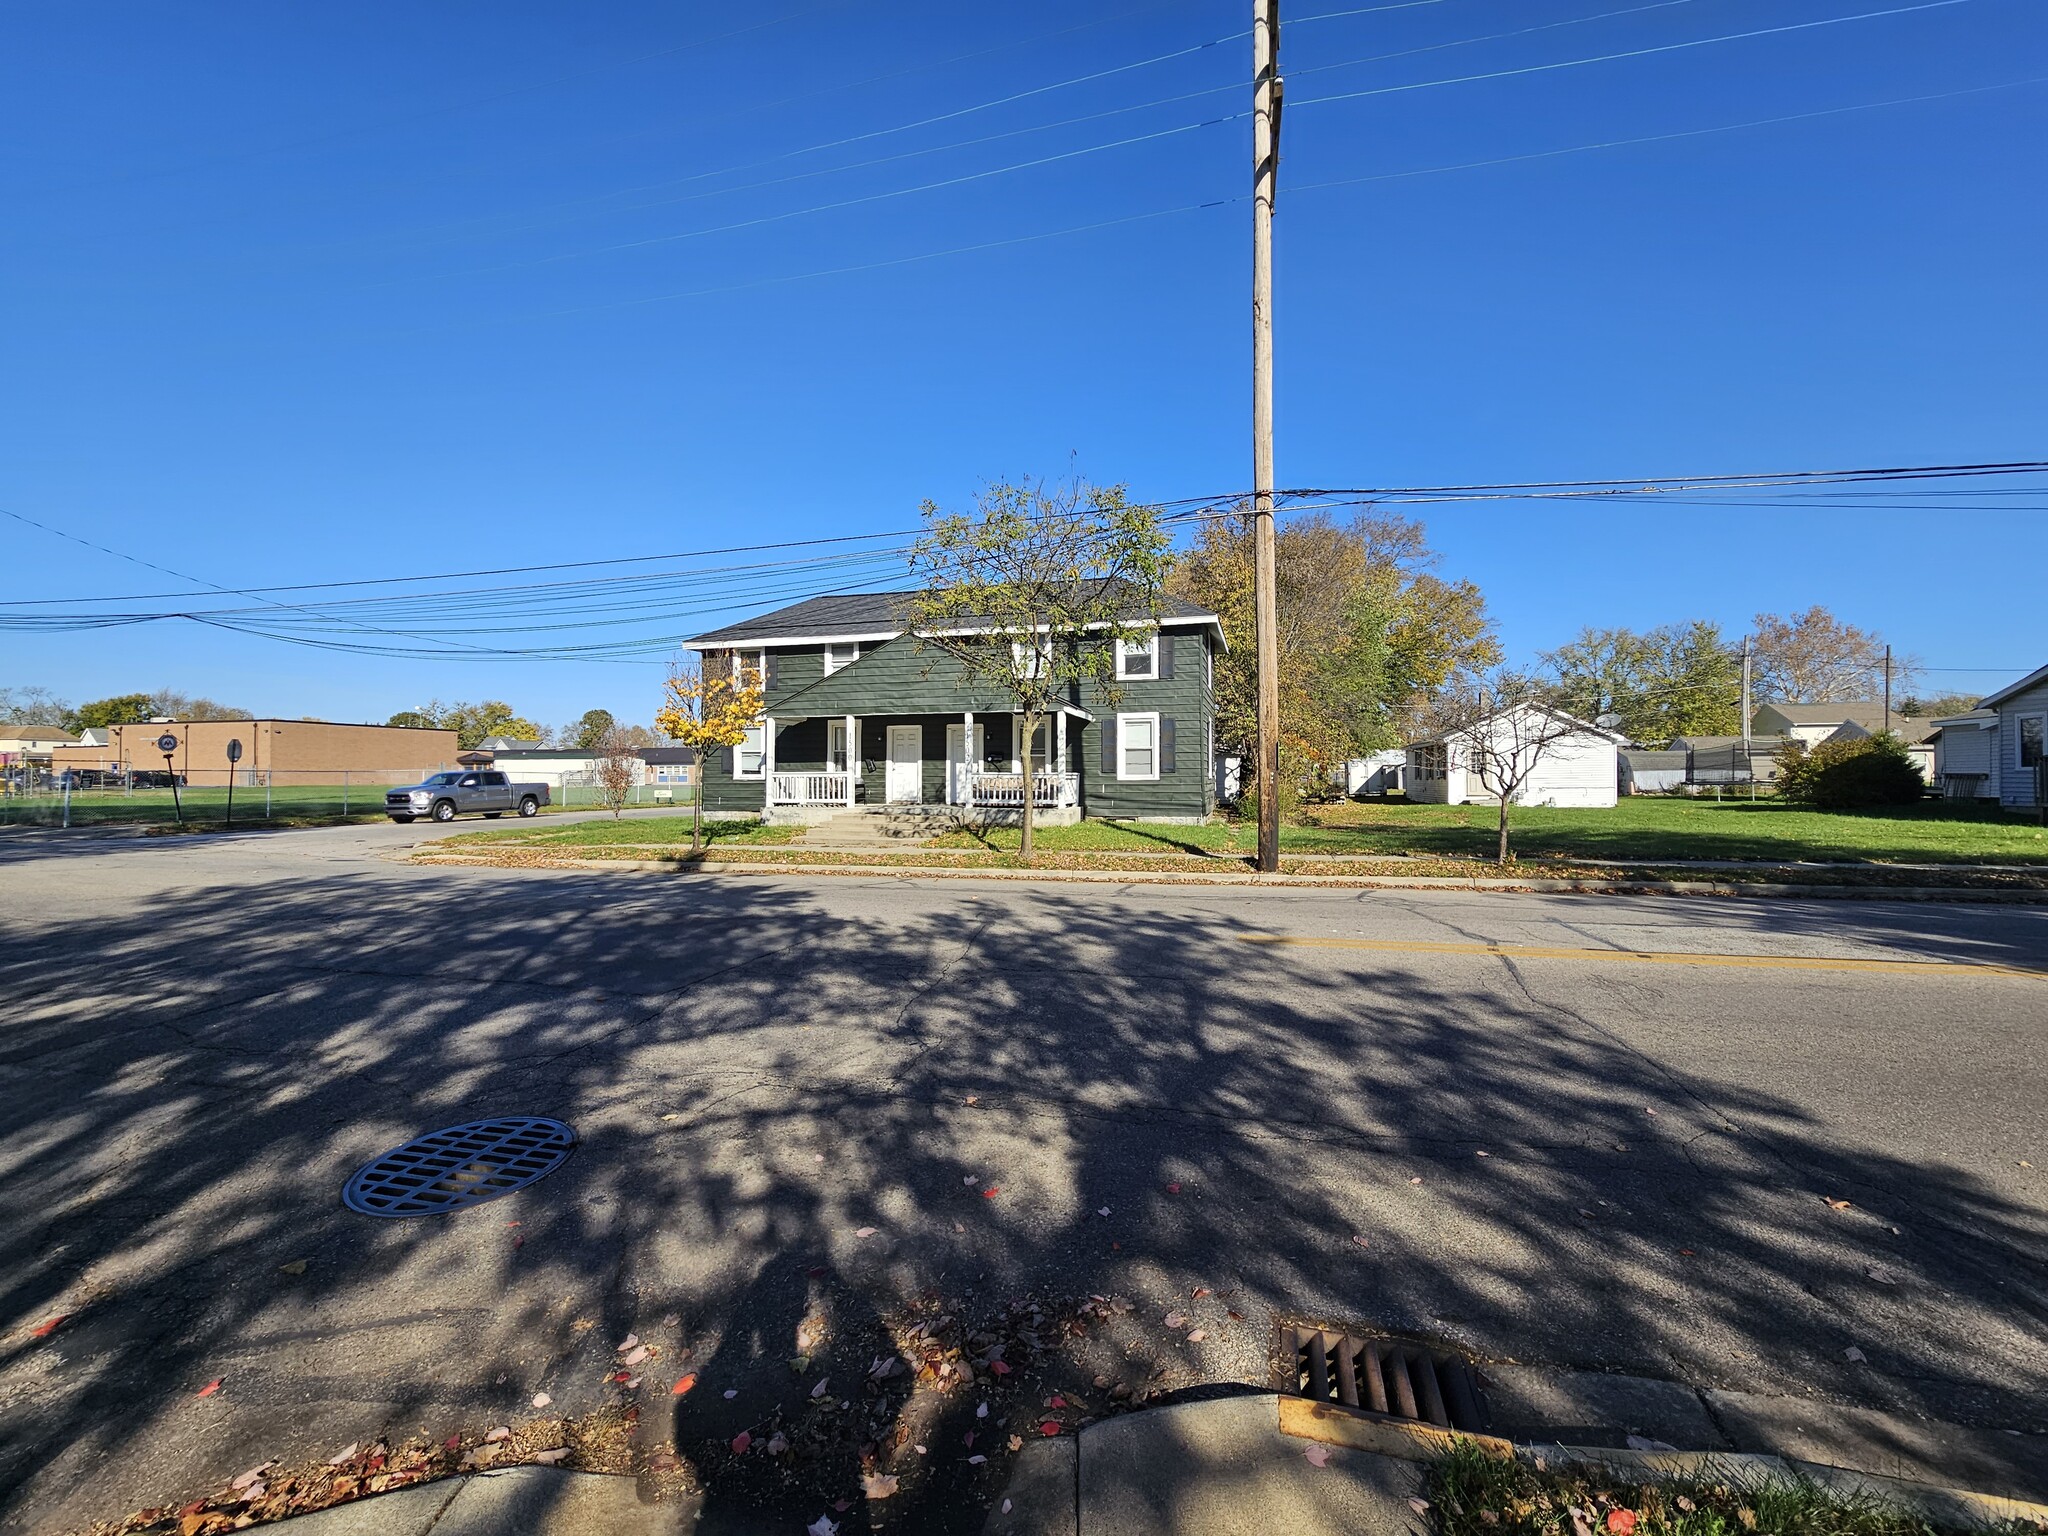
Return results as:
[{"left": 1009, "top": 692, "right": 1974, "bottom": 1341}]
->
[{"left": 231, "top": 1366, "right": 2048, "bottom": 1535}]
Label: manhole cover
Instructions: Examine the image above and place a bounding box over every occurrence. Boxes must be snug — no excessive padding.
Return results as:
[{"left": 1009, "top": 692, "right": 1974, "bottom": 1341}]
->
[
  {"left": 343, "top": 1116, "right": 578, "bottom": 1217},
  {"left": 1278, "top": 1326, "right": 1488, "bottom": 1433}
]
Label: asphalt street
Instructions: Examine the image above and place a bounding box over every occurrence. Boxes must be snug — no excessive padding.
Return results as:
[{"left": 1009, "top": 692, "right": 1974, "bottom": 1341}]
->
[{"left": 2, "top": 819, "right": 2045, "bottom": 1532}]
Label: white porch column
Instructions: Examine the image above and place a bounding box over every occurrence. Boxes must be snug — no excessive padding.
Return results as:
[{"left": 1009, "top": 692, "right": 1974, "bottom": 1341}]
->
[
  {"left": 763, "top": 716, "right": 776, "bottom": 803},
  {"left": 845, "top": 715, "right": 856, "bottom": 806},
  {"left": 1055, "top": 710, "right": 1067, "bottom": 774},
  {"left": 962, "top": 711, "right": 974, "bottom": 805}
]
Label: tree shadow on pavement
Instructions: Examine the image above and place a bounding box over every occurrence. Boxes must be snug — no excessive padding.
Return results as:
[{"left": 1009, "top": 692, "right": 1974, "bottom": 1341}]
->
[{"left": 2, "top": 861, "right": 2046, "bottom": 1533}]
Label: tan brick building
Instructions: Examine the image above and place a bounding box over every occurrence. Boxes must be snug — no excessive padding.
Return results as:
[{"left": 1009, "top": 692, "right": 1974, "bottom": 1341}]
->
[{"left": 50, "top": 720, "right": 461, "bottom": 787}]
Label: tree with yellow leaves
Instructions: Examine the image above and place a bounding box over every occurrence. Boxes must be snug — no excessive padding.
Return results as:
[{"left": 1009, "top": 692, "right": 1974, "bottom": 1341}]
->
[{"left": 654, "top": 658, "right": 764, "bottom": 852}]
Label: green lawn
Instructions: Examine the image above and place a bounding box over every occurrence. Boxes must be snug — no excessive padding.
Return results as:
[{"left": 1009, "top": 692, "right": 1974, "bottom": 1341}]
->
[
  {"left": 939, "top": 798, "right": 2048, "bottom": 865},
  {"left": 445, "top": 816, "right": 799, "bottom": 848},
  {"left": 0, "top": 784, "right": 396, "bottom": 828}
]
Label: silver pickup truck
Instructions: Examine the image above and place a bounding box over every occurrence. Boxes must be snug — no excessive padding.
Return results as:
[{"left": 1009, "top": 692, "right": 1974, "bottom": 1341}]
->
[{"left": 386, "top": 770, "right": 550, "bottom": 823}]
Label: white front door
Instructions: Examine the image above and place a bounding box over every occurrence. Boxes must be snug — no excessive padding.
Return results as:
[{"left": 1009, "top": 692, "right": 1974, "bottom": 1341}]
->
[
  {"left": 945, "top": 723, "right": 984, "bottom": 804},
  {"left": 886, "top": 724, "right": 923, "bottom": 804}
]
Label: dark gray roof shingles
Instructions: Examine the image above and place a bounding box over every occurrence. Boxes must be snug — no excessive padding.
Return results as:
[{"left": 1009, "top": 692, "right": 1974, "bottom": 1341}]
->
[{"left": 686, "top": 588, "right": 1216, "bottom": 647}]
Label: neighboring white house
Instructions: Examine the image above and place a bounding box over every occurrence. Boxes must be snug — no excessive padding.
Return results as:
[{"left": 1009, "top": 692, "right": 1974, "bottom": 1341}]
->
[
  {"left": 1750, "top": 701, "right": 1888, "bottom": 746},
  {"left": 1929, "top": 708, "right": 2000, "bottom": 800},
  {"left": 1918, "top": 664, "right": 2048, "bottom": 808},
  {"left": 474, "top": 742, "right": 648, "bottom": 792},
  {"left": 1405, "top": 704, "right": 1624, "bottom": 808},
  {"left": 1345, "top": 749, "right": 1407, "bottom": 797}
]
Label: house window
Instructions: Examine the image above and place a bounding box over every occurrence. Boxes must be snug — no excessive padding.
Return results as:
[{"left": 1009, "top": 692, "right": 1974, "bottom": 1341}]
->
[
  {"left": 1012, "top": 637, "right": 1052, "bottom": 680},
  {"left": 735, "top": 723, "right": 766, "bottom": 779},
  {"left": 824, "top": 643, "right": 859, "bottom": 675},
  {"left": 1118, "top": 712, "right": 1159, "bottom": 780},
  {"left": 1016, "top": 717, "right": 1050, "bottom": 773},
  {"left": 2022, "top": 715, "right": 2046, "bottom": 769},
  {"left": 828, "top": 719, "right": 850, "bottom": 771},
  {"left": 1115, "top": 630, "right": 1157, "bottom": 680},
  {"left": 729, "top": 650, "right": 766, "bottom": 685},
  {"left": 1411, "top": 744, "right": 1447, "bottom": 782}
]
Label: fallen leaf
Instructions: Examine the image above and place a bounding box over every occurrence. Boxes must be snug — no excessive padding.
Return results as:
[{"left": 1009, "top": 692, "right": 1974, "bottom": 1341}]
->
[
  {"left": 806, "top": 1516, "right": 837, "bottom": 1536},
  {"left": 1186, "top": 1329, "right": 1208, "bottom": 1343},
  {"left": 862, "top": 1472, "right": 899, "bottom": 1499},
  {"left": 1039, "top": 1421, "right": 1061, "bottom": 1436},
  {"left": 1008, "top": 1434, "right": 1024, "bottom": 1452},
  {"left": 1408, "top": 1177, "right": 1423, "bottom": 1185},
  {"left": 531, "top": 1392, "right": 552, "bottom": 1408},
  {"left": 990, "top": 1359, "right": 1012, "bottom": 1376},
  {"left": 1410, "top": 1497, "right": 1431, "bottom": 1514},
  {"left": 1227, "top": 1309, "right": 1245, "bottom": 1322},
  {"left": 1048, "top": 1395, "right": 1067, "bottom": 1409},
  {"left": 29, "top": 1316, "right": 65, "bottom": 1338},
  {"left": 1867, "top": 1267, "right": 1897, "bottom": 1285},
  {"left": 195, "top": 1379, "right": 222, "bottom": 1399},
  {"left": 485, "top": 1428, "right": 510, "bottom": 1444},
  {"left": 1303, "top": 1443, "right": 1332, "bottom": 1467},
  {"left": 953, "top": 1221, "right": 966, "bottom": 1233},
  {"left": 329, "top": 1444, "right": 360, "bottom": 1465},
  {"left": 278, "top": 1260, "right": 308, "bottom": 1276},
  {"left": 1097, "top": 1206, "right": 1111, "bottom": 1217},
  {"left": 811, "top": 1376, "right": 831, "bottom": 1398},
  {"left": 621, "top": 1375, "right": 641, "bottom": 1390},
  {"left": 1844, "top": 1346, "right": 1867, "bottom": 1362},
  {"left": 1475, "top": 1149, "right": 1490, "bottom": 1158},
  {"left": 1643, "top": 1107, "right": 1658, "bottom": 1117},
  {"left": 976, "top": 1402, "right": 989, "bottom": 1419},
  {"left": 968, "top": 1453, "right": 987, "bottom": 1465},
  {"left": 1003, "top": 1499, "right": 1013, "bottom": 1514},
  {"left": 722, "top": 1388, "right": 737, "bottom": 1399},
  {"left": 855, "top": 1226, "right": 878, "bottom": 1239},
  {"left": 1625, "top": 1435, "right": 1676, "bottom": 1452},
  {"left": 914, "top": 1444, "right": 927, "bottom": 1455},
  {"left": 731, "top": 1430, "right": 752, "bottom": 1455},
  {"left": 1164, "top": 1311, "right": 1187, "bottom": 1329},
  {"left": 1191, "top": 1286, "right": 1211, "bottom": 1298},
  {"left": 621, "top": 1345, "right": 650, "bottom": 1366},
  {"left": 766, "top": 1432, "right": 789, "bottom": 1456},
  {"left": 981, "top": 1187, "right": 1000, "bottom": 1199},
  {"left": 1606, "top": 1508, "right": 1638, "bottom": 1533},
  {"left": 532, "top": 1447, "right": 570, "bottom": 1465},
  {"left": 1825, "top": 1198, "right": 1852, "bottom": 1210},
  {"left": 443, "top": 1435, "right": 461, "bottom": 1454},
  {"left": 1678, "top": 1248, "right": 1696, "bottom": 1257},
  {"left": 663, "top": 1312, "right": 681, "bottom": 1326},
  {"left": 230, "top": 1465, "right": 268, "bottom": 1491},
  {"left": 1166, "top": 1182, "right": 1182, "bottom": 1194},
  {"left": 965, "top": 1095, "right": 979, "bottom": 1105},
  {"left": 1351, "top": 1235, "right": 1371, "bottom": 1249},
  {"left": 618, "top": 1333, "right": 639, "bottom": 1352}
]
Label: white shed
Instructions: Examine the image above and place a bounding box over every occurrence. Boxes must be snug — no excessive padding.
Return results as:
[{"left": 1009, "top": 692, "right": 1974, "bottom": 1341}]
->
[
  {"left": 1345, "top": 749, "right": 1407, "bottom": 796},
  {"left": 1405, "top": 703, "right": 1624, "bottom": 808},
  {"left": 1930, "top": 709, "right": 1999, "bottom": 800}
]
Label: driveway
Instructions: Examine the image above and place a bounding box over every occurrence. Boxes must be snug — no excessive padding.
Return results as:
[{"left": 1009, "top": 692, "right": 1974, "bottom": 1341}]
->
[{"left": 2, "top": 823, "right": 2044, "bottom": 1531}]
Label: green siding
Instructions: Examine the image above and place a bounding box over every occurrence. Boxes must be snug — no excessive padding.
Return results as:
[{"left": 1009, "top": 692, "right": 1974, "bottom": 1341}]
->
[
  {"left": 694, "top": 627, "right": 1217, "bottom": 820},
  {"left": 772, "top": 635, "right": 1025, "bottom": 717},
  {"left": 1076, "top": 630, "right": 1213, "bottom": 819}
]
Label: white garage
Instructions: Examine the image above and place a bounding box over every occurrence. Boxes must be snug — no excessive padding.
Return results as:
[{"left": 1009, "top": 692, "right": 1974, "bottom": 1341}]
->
[{"left": 1405, "top": 703, "right": 1623, "bottom": 808}]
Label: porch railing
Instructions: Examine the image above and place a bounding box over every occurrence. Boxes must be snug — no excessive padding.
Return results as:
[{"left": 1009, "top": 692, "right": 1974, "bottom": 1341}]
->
[
  {"left": 769, "top": 771, "right": 852, "bottom": 805},
  {"left": 965, "top": 771, "right": 1080, "bottom": 809}
]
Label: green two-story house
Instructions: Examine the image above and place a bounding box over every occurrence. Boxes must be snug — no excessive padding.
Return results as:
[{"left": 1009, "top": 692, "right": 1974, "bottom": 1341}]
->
[{"left": 686, "top": 590, "right": 1224, "bottom": 824}]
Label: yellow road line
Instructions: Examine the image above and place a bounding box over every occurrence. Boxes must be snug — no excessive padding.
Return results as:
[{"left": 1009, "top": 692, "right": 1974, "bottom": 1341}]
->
[{"left": 1238, "top": 933, "right": 2044, "bottom": 980}]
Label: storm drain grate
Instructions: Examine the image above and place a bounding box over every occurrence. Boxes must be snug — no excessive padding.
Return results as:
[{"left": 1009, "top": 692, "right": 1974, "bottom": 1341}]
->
[
  {"left": 1279, "top": 1327, "right": 1488, "bottom": 1433},
  {"left": 343, "top": 1116, "right": 577, "bottom": 1217}
]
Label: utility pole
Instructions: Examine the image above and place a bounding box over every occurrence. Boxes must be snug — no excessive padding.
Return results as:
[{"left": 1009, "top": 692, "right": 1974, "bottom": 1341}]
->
[
  {"left": 1740, "top": 635, "right": 1753, "bottom": 794},
  {"left": 1252, "top": 0, "right": 1283, "bottom": 873},
  {"left": 1883, "top": 644, "right": 1892, "bottom": 734}
]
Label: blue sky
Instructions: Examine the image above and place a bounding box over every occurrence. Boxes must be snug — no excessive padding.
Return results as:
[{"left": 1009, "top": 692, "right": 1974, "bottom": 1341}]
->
[{"left": 3, "top": 0, "right": 2043, "bottom": 727}]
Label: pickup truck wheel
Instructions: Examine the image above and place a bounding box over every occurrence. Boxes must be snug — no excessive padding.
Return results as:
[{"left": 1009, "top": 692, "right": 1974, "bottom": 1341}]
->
[
  {"left": 431, "top": 800, "right": 457, "bottom": 823},
  {"left": 389, "top": 814, "right": 414, "bottom": 824},
  {"left": 518, "top": 796, "right": 540, "bottom": 818}
]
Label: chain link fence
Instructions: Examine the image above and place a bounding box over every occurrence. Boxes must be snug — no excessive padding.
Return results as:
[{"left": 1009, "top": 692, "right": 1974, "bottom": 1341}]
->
[{"left": 2, "top": 763, "right": 697, "bottom": 828}]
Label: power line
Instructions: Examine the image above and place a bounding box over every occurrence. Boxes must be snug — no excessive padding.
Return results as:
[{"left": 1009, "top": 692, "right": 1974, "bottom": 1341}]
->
[{"left": 1291, "top": 0, "right": 1976, "bottom": 109}]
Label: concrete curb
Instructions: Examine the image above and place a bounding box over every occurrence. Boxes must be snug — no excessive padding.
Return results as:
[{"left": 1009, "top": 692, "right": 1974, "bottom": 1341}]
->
[{"left": 408, "top": 851, "right": 2048, "bottom": 902}]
